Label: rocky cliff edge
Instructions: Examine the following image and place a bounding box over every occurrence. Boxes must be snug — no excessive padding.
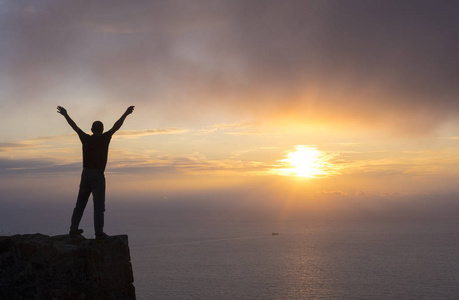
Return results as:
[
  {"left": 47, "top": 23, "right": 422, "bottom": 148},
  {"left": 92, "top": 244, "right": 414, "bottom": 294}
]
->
[{"left": 0, "top": 233, "right": 136, "bottom": 300}]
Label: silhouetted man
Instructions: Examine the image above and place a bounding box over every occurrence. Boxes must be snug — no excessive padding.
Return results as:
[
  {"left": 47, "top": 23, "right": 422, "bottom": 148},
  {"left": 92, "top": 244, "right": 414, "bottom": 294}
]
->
[{"left": 57, "top": 106, "right": 134, "bottom": 239}]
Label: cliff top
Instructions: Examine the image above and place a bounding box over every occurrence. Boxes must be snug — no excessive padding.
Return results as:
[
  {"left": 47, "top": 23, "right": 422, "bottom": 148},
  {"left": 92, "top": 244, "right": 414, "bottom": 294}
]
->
[{"left": 0, "top": 233, "right": 136, "bottom": 300}]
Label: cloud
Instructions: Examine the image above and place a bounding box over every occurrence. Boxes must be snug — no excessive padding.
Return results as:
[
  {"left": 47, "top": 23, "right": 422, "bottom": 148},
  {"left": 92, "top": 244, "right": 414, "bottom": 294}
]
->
[
  {"left": 0, "top": 139, "right": 60, "bottom": 153},
  {"left": 225, "top": 131, "right": 274, "bottom": 136},
  {"left": 115, "top": 128, "right": 189, "bottom": 137},
  {"left": 316, "top": 190, "right": 348, "bottom": 196},
  {"left": 211, "top": 122, "right": 255, "bottom": 130},
  {"left": 0, "top": 157, "right": 79, "bottom": 174},
  {"left": 0, "top": 134, "right": 80, "bottom": 163},
  {"left": 0, "top": 142, "right": 34, "bottom": 151},
  {"left": 2, "top": 1, "right": 459, "bottom": 138},
  {"left": 195, "top": 122, "right": 274, "bottom": 136},
  {"left": 110, "top": 153, "right": 273, "bottom": 177}
]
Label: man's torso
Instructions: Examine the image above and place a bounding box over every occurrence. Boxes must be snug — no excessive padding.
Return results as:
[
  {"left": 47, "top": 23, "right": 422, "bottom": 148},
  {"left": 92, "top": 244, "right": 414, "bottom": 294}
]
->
[{"left": 78, "top": 131, "right": 113, "bottom": 171}]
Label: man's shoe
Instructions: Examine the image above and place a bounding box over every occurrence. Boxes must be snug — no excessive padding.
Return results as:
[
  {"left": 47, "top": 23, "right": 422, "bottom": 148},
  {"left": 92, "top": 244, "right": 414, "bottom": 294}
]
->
[
  {"left": 69, "top": 229, "right": 84, "bottom": 236},
  {"left": 96, "top": 233, "right": 109, "bottom": 240}
]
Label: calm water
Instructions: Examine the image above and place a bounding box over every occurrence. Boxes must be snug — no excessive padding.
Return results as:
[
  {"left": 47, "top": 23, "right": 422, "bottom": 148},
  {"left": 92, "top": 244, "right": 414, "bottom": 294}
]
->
[
  {"left": 2, "top": 201, "right": 459, "bottom": 299},
  {"left": 127, "top": 219, "right": 459, "bottom": 299}
]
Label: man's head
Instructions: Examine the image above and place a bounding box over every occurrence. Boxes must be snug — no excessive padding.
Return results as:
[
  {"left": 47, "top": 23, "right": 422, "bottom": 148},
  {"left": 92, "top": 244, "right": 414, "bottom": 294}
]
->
[{"left": 91, "top": 121, "right": 104, "bottom": 135}]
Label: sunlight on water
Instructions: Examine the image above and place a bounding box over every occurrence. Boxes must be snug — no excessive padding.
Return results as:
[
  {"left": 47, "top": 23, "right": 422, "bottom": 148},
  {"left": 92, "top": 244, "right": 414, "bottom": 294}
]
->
[{"left": 129, "top": 219, "right": 459, "bottom": 299}]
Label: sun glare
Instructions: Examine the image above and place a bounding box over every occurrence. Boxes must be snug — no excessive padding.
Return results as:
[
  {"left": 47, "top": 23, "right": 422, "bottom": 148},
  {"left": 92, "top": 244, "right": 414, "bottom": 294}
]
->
[{"left": 276, "top": 145, "right": 331, "bottom": 178}]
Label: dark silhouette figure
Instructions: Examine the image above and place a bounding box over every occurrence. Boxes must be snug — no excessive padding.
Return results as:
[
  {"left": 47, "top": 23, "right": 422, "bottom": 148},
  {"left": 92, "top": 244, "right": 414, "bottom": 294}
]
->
[{"left": 57, "top": 106, "right": 134, "bottom": 239}]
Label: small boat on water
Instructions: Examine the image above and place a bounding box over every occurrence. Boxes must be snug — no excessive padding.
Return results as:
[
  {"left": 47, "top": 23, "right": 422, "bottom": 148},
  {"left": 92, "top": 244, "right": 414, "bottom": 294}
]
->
[{"left": 271, "top": 232, "right": 279, "bottom": 236}]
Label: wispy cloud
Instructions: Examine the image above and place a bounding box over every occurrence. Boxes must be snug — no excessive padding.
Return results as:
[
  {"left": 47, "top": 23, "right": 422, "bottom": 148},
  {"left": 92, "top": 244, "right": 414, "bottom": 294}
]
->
[
  {"left": 316, "top": 190, "right": 348, "bottom": 196},
  {"left": 0, "top": 134, "right": 77, "bottom": 152},
  {"left": 110, "top": 153, "right": 273, "bottom": 177},
  {"left": 115, "top": 128, "right": 189, "bottom": 137},
  {"left": 0, "top": 157, "right": 79, "bottom": 174},
  {"left": 211, "top": 122, "right": 255, "bottom": 130},
  {"left": 225, "top": 131, "right": 274, "bottom": 136},
  {"left": 195, "top": 122, "right": 258, "bottom": 135},
  {"left": 0, "top": 142, "right": 34, "bottom": 151}
]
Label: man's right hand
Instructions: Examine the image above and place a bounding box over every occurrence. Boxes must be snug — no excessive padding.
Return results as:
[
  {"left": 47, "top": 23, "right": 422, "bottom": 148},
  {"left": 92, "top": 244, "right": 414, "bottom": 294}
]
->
[{"left": 57, "top": 106, "right": 68, "bottom": 116}]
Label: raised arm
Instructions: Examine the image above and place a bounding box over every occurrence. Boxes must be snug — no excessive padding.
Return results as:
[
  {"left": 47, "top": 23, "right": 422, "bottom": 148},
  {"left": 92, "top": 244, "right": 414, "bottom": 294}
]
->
[
  {"left": 108, "top": 106, "right": 135, "bottom": 134},
  {"left": 57, "top": 106, "right": 82, "bottom": 133}
]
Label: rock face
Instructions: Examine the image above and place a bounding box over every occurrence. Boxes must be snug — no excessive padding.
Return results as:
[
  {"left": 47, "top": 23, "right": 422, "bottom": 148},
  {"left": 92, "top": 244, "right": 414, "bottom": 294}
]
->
[{"left": 0, "top": 234, "right": 136, "bottom": 300}]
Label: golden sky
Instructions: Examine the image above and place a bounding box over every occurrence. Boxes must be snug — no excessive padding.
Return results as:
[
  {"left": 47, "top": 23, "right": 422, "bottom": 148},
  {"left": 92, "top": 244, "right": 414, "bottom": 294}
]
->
[{"left": 1, "top": 1, "right": 459, "bottom": 218}]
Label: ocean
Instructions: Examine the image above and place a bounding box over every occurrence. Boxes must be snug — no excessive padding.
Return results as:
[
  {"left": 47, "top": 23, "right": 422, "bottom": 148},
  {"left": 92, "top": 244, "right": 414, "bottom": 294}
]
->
[
  {"left": 127, "top": 218, "right": 459, "bottom": 299},
  {"left": 2, "top": 200, "right": 459, "bottom": 299}
]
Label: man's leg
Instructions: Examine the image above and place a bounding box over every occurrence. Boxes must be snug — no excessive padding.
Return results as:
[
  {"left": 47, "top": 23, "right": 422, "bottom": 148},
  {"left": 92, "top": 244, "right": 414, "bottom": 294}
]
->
[
  {"left": 92, "top": 172, "right": 106, "bottom": 236},
  {"left": 70, "top": 170, "right": 91, "bottom": 232}
]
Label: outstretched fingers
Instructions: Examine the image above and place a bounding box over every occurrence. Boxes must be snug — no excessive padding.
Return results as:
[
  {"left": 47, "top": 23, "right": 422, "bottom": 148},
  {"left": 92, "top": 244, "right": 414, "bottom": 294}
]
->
[
  {"left": 126, "top": 106, "right": 135, "bottom": 115},
  {"left": 57, "top": 106, "right": 67, "bottom": 115}
]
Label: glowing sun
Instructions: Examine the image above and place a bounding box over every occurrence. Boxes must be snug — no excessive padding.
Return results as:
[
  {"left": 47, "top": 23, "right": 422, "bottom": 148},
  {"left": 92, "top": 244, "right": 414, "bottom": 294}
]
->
[{"left": 277, "top": 145, "right": 330, "bottom": 178}]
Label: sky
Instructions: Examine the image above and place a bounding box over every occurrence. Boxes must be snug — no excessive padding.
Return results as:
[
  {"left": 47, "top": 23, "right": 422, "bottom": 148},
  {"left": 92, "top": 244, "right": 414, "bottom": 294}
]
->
[{"left": 2, "top": 0, "right": 459, "bottom": 224}]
